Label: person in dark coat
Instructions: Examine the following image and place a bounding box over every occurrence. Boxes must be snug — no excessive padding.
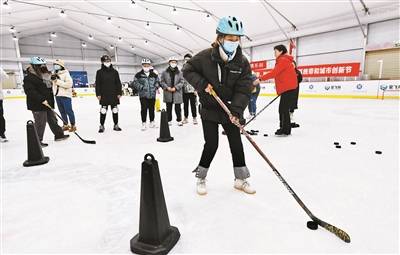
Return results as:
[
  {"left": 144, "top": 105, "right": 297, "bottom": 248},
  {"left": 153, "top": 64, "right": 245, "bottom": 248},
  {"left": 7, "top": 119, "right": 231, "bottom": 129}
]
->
[
  {"left": 23, "top": 56, "right": 69, "bottom": 147},
  {"left": 290, "top": 61, "right": 303, "bottom": 128},
  {"left": 182, "top": 53, "right": 198, "bottom": 125},
  {"left": 133, "top": 58, "right": 160, "bottom": 130},
  {"left": 95, "top": 55, "right": 123, "bottom": 133},
  {"left": 260, "top": 45, "right": 298, "bottom": 136},
  {"left": 182, "top": 16, "right": 255, "bottom": 196}
]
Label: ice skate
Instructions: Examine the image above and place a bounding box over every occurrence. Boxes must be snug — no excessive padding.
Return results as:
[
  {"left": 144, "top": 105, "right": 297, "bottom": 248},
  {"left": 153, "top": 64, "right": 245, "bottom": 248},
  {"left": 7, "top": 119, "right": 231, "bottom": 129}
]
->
[{"left": 234, "top": 179, "right": 256, "bottom": 194}]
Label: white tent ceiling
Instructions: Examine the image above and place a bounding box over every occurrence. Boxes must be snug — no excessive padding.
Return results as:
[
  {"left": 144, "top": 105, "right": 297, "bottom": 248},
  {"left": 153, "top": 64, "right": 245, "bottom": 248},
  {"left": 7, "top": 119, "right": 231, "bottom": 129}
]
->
[{"left": 1, "top": 0, "right": 399, "bottom": 63}]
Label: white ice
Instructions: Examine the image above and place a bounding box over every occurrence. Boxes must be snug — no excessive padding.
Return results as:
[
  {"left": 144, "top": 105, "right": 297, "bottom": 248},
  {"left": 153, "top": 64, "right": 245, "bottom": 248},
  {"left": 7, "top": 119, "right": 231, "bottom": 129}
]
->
[{"left": 1, "top": 95, "right": 399, "bottom": 254}]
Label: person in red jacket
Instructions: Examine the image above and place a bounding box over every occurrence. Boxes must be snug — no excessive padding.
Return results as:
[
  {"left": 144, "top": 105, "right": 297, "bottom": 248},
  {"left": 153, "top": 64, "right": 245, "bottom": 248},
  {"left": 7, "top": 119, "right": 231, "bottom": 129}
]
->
[{"left": 259, "top": 45, "right": 298, "bottom": 136}]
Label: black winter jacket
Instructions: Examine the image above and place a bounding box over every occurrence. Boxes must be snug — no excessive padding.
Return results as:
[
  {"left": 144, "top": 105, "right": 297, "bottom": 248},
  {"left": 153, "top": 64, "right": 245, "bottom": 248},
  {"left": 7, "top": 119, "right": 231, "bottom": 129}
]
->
[
  {"left": 23, "top": 72, "right": 55, "bottom": 111},
  {"left": 182, "top": 46, "right": 252, "bottom": 124},
  {"left": 95, "top": 64, "right": 122, "bottom": 105}
]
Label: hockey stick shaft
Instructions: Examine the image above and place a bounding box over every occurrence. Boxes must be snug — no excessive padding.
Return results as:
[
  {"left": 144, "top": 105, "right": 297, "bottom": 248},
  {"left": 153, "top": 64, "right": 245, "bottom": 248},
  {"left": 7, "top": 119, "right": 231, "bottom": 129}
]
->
[
  {"left": 47, "top": 106, "right": 96, "bottom": 144},
  {"left": 209, "top": 88, "right": 350, "bottom": 243},
  {"left": 244, "top": 94, "right": 280, "bottom": 127}
]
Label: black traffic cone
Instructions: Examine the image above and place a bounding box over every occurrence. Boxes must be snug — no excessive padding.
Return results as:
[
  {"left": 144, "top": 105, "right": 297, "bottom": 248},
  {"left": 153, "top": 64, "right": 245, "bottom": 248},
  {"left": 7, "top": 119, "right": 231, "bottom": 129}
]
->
[
  {"left": 130, "top": 154, "right": 180, "bottom": 255},
  {"left": 157, "top": 110, "right": 173, "bottom": 142},
  {"left": 23, "top": 120, "right": 50, "bottom": 167}
]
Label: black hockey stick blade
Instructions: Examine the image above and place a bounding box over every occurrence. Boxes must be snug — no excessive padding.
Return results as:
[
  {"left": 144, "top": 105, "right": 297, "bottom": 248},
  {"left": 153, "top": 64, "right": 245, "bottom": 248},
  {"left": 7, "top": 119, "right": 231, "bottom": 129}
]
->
[
  {"left": 47, "top": 106, "right": 96, "bottom": 145},
  {"left": 315, "top": 218, "right": 351, "bottom": 243},
  {"left": 74, "top": 132, "right": 96, "bottom": 144}
]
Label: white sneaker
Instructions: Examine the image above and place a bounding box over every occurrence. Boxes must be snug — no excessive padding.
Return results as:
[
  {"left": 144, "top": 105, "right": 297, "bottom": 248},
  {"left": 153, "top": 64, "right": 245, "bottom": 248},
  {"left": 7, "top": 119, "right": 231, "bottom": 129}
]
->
[
  {"left": 168, "top": 121, "right": 172, "bottom": 126},
  {"left": 149, "top": 121, "right": 156, "bottom": 128},
  {"left": 178, "top": 121, "right": 183, "bottom": 126},
  {"left": 234, "top": 179, "right": 256, "bottom": 194},
  {"left": 141, "top": 123, "right": 147, "bottom": 131},
  {"left": 193, "top": 117, "right": 198, "bottom": 125},
  {"left": 182, "top": 118, "right": 189, "bottom": 124},
  {"left": 196, "top": 178, "right": 207, "bottom": 195}
]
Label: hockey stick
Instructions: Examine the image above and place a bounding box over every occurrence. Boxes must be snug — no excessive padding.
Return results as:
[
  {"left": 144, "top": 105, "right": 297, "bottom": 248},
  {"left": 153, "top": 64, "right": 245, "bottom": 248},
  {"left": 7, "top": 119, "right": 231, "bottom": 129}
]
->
[
  {"left": 46, "top": 106, "right": 96, "bottom": 144},
  {"left": 244, "top": 94, "right": 280, "bottom": 128},
  {"left": 209, "top": 88, "right": 350, "bottom": 243}
]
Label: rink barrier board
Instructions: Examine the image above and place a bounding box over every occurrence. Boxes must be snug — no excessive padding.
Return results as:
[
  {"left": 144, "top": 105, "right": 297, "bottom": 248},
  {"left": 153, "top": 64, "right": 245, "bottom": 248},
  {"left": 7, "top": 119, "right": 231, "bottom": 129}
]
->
[{"left": 3, "top": 80, "right": 400, "bottom": 100}]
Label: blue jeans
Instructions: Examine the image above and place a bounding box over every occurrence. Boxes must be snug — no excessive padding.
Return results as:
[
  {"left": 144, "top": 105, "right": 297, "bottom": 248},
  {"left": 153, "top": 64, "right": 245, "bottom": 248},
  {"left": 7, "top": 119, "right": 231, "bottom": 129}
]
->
[
  {"left": 56, "top": 96, "right": 75, "bottom": 125},
  {"left": 248, "top": 87, "right": 260, "bottom": 115}
]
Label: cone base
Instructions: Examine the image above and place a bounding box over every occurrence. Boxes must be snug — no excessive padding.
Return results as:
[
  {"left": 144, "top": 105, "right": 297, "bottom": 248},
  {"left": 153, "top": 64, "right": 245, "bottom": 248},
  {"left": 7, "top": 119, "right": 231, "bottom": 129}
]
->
[
  {"left": 23, "top": 156, "right": 50, "bottom": 167},
  {"left": 130, "top": 226, "right": 180, "bottom": 255},
  {"left": 157, "top": 137, "right": 174, "bottom": 143}
]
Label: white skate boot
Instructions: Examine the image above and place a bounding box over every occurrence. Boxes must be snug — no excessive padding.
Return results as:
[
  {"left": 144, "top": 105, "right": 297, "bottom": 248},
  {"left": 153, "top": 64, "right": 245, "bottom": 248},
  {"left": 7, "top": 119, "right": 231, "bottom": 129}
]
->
[
  {"left": 141, "top": 122, "right": 147, "bottom": 131},
  {"left": 196, "top": 178, "right": 207, "bottom": 195},
  {"left": 149, "top": 121, "right": 156, "bottom": 128},
  {"left": 234, "top": 179, "right": 256, "bottom": 194}
]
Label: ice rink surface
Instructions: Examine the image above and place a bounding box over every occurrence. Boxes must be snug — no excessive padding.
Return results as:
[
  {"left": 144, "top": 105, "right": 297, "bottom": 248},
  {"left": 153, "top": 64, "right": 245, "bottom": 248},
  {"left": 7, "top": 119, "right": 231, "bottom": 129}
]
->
[{"left": 1, "top": 96, "right": 399, "bottom": 254}]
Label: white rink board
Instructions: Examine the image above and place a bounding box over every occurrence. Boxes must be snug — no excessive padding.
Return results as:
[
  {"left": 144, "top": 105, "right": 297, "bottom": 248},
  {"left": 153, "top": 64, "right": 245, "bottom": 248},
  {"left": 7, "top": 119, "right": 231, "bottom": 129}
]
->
[
  {"left": 3, "top": 80, "right": 400, "bottom": 99},
  {"left": 260, "top": 80, "right": 400, "bottom": 99}
]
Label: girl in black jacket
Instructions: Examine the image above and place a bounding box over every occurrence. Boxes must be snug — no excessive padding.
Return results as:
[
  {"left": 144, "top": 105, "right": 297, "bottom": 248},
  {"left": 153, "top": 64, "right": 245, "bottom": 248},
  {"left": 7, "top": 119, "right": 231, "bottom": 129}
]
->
[
  {"left": 183, "top": 16, "right": 255, "bottom": 195},
  {"left": 95, "top": 55, "right": 123, "bottom": 133}
]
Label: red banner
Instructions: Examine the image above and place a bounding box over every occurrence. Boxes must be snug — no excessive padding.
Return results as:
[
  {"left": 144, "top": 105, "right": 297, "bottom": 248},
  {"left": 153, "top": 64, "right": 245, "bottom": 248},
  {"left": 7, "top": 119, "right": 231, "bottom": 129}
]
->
[
  {"left": 297, "top": 63, "right": 360, "bottom": 77},
  {"left": 250, "top": 61, "right": 361, "bottom": 78},
  {"left": 250, "top": 60, "right": 267, "bottom": 70}
]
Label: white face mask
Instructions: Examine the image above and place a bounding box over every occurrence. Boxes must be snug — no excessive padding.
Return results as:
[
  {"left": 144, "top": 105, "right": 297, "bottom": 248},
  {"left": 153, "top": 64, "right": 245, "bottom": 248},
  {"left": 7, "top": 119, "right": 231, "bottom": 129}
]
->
[
  {"left": 53, "top": 64, "right": 62, "bottom": 71},
  {"left": 170, "top": 63, "right": 177, "bottom": 68},
  {"left": 103, "top": 62, "right": 111, "bottom": 67},
  {"left": 143, "top": 67, "right": 150, "bottom": 73}
]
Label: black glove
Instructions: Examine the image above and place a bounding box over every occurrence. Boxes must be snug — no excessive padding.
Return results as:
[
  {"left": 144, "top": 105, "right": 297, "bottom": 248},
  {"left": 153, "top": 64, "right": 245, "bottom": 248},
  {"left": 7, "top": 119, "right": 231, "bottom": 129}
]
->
[{"left": 51, "top": 74, "right": 59, "bottom": 80}]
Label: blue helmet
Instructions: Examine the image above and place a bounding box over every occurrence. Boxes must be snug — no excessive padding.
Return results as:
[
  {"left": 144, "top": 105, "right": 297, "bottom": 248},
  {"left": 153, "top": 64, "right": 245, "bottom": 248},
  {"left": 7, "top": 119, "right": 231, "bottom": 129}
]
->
[
  {"left": 216, "top": 16, "right": 244, "bottom": 36},
  {"left": 30, "top": 56, "right": 46, "bottom": 65}
]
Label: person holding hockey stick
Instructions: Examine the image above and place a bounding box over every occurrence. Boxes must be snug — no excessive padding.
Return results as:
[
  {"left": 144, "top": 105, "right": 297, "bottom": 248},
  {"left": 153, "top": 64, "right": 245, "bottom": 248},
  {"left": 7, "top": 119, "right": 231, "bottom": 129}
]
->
[
  {"left": 259, "top": 45, "right": 298, "bottom": 136},
  {"left": 23, "top": 57, "right": 69, "bottom": 147},
  {"left": 183, "top": 16, "right": 255, "bottom": 195},
  {"left": 95, "top": 55, "right": 123, "bottom": 133}
]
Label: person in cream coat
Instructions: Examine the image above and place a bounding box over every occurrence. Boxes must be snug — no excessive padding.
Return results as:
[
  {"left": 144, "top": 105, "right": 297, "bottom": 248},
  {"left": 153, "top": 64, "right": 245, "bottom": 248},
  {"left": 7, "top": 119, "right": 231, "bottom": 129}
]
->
[{"left": 52, "top": 59, "right": 77, "bottom": 132}]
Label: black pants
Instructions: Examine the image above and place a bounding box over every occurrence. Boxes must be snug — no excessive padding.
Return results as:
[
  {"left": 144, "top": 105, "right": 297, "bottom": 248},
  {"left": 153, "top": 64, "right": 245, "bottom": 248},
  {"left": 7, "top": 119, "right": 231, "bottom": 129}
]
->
[
  {"left": 183, "top": 93, "right": 197, "bottom": 118},
  {"left": 289, "top": 85, "right": 300, "bottom": 113},
  {"left": 0, "top": 100, "right": 5, "bottom": 136},
  {"left": 279, "top": 89, "right": 297, "bottom": 134},
  {"left": 199, "top": 119, "right": 246, "bottom": 168},
  {"left": 140, "top": 98, "right": 155, "bottom": 123},
  {"left": 100, "top": 105, "right": 118, "bottom": 125},
  {"left": 166, "top": 103, "right": 182, "bottom": 122},
  {"left": 32, "top": 109, "right": 64, "bottom": 141}
]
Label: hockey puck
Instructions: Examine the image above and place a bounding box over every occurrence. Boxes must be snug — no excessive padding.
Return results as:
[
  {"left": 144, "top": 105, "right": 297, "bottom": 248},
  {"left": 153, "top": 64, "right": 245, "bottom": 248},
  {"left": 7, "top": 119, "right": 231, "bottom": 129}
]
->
[
  {"left": 350, "top": 142, "right": 356, "bottom": 145},
  {"left": 307, "top": 221, "right": 318, "bottom": 230},
  {"left": 375, "top": 151, "right": 382, "bottom": 154},
  {"left": 336, "top": 145, "right": 341, "bottom": 149},
  {"left": 263, "top": 134, "right": 268, "bottom": 137},
  {"left": 334, "top": 142, "right": 340, "bottom": 145}
]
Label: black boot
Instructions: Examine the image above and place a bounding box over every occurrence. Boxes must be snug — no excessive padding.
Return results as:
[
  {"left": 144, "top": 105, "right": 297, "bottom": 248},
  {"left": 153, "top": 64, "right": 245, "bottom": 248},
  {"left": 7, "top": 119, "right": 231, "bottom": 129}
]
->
[
  {"left": 291, "top": 122, "right": 300, "bottom": 128},
  {"left": 98, "top": 125, "right": 105, "bottom": 133},
  {"left": 113, "top": 124, "right": 122, "bottom": 131},
  {"left": 275, "top": 129, "right": 290, "bottom": 136}
]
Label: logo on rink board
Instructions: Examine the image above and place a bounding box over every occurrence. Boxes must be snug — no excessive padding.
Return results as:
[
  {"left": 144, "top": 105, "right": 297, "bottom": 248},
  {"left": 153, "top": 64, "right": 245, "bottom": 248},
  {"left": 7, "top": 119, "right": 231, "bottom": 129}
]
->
[
  {"left": 380, "top": 84, "right": 400, "bottom": 91},
  {"left": 309, "top": 84, "right": 314, "bottom": 90},
  {"left": 356, "top": 84, "right": 363, "bottom": 90},
  {"left": 324, "top": 85, "right": 342, "bottom": 91}
]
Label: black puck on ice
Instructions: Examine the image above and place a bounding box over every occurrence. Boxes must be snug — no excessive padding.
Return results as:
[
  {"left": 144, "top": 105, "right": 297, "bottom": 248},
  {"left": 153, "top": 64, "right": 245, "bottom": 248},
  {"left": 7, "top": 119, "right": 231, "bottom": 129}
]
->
[
  {"left": 375, "top": 151, "right": 382, "bottom": 154},
  {"left": 336, "top": 145, "right": 341, "bottom": 149},
  {"left": 334, "top": 142, "right": 340, "bottom": 145},
  {"left": 350, "top": 142, "right": 356, "bottom": 145},
  {"left": 307, "top": 221, "right": 318, "bottom": 230},
  {"left": 264, "top": 134, "right": 268, "bottom": 137}
]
